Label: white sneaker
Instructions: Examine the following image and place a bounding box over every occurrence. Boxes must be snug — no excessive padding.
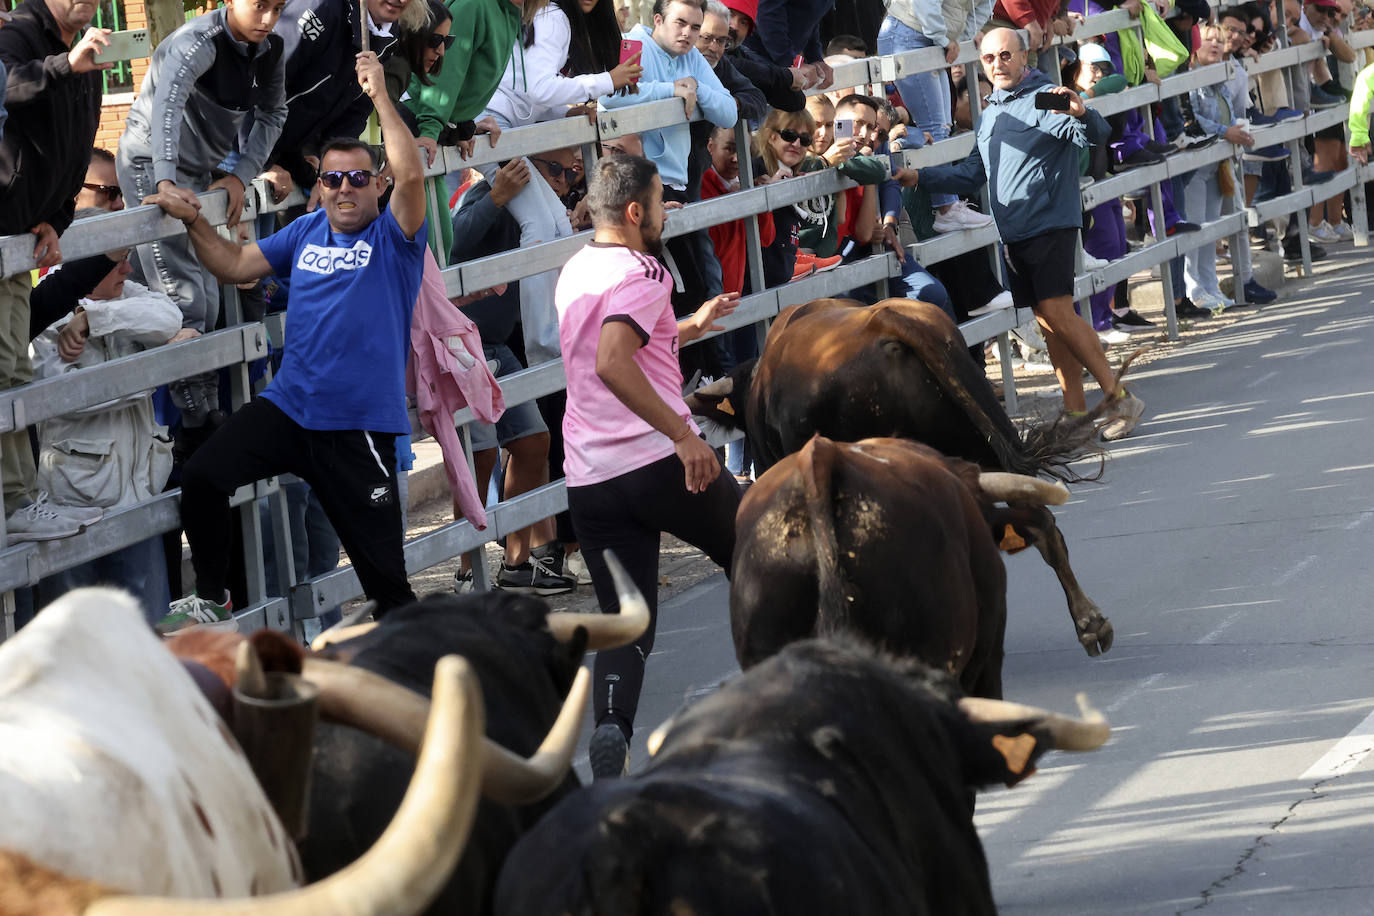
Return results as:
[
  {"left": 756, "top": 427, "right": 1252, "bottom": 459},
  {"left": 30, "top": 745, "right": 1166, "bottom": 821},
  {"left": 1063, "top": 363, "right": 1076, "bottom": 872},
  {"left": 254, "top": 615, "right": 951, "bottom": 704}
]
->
[
  {"left": 1098, "top": 327, "right": 1132, "bottom": 345},
  {"left": 967, "top": 290, "right": 1014, "bottom": 317},
  {"left": 1207, "top": 289, "right": 1236, "bottom": 307},
  {"left": 1081, "top": 253, "right": 1110, "bottom": 271},
  {"left": 6, "top": 501, "right": 83, "bottom": 545},
  {"left": 932, "top": 201, "right": 994, "bottom": 232},
  {"left": 564, "top": 549, "right": 593, "bottom": 586},
  {"left": 1310, "top": 221, "right": 1339, "bottom": 242},
  {"left": 1191, "top": 292, "right": 1229, "bottom": 311},
  {"left": 1332, "top": 221, "right": 1354, "bottom": 241}
]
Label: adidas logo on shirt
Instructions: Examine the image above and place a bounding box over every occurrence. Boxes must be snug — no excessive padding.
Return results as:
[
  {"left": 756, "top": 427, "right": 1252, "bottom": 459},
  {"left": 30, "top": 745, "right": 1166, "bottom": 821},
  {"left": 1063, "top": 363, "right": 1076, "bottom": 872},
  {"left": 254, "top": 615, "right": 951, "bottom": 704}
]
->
[{"left": 297, "top": 241, "right": 373, "bottom": 275}]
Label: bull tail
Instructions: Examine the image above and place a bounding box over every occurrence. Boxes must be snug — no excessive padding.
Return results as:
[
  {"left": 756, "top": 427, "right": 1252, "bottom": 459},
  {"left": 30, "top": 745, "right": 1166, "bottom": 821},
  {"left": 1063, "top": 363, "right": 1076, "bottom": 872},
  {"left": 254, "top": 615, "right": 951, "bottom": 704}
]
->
[
  {"left": 1021, "top": 347, "right": 1146, "bottom": 483},
  {"left": 797, "top": 435, "right": 852, "bottom": 634}
]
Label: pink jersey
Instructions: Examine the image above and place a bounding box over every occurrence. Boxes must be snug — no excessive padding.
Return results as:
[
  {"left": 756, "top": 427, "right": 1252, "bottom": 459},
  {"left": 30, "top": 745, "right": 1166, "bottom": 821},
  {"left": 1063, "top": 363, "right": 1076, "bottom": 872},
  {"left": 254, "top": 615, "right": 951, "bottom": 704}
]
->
[{"left": 556, "top": 242, "right": 698, "bottom": 487}]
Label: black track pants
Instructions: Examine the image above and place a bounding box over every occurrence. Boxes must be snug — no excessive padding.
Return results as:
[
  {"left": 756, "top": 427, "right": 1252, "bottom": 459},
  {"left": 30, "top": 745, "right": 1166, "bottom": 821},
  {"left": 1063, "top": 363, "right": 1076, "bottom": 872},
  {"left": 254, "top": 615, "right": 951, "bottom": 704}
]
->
[
  {"left": 179, "top": 398, "right": 416, "bottom": 614},
  {"left": 567, "top": 448, "right": 741, "bottom": 738}
]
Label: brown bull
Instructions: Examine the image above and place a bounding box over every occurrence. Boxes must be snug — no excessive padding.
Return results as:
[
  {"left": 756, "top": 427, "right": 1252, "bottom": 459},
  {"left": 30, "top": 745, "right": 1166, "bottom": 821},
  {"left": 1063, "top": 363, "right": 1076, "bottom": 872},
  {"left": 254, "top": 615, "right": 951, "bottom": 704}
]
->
[
  {"left": 696, "top": 298, "right": 1126, "bottom": 656},
  {"left": 731, "top": 435, "right": 1070, "bottom": 698}
]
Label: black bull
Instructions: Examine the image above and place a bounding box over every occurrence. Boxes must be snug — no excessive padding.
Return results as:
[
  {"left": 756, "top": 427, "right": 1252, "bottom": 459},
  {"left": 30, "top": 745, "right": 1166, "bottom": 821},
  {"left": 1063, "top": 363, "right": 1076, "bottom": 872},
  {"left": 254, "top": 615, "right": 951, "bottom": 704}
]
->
[
  {"left": 494, "top": 638, "right": 1109, "bottom": 916},
  {"left": 689, "top": 297, "right": 1123, "bottom": 656},
  {"left": 300, "top": 594, "right": 585, "bottom": 915},
  {"left": 731, "top": 435, "right": 1072, "bottom": 699}
]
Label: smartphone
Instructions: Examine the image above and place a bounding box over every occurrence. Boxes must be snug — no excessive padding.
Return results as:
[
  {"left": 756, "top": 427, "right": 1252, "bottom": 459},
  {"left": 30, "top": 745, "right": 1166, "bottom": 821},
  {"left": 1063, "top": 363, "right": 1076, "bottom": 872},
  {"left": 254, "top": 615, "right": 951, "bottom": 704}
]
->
[
  {"left": 834, "top": 118, "right": 855, "bottom": 139},
  {"left": 889, "top": 151, "right": 906, "bottom": 172},
  {"left": 92, "top": 28, "right": 149, "bottom": 64},
  {"left": 1034, "top": 91, "right": 1071, "bottom": 111},
  {"left": 619, "top": 39, "right": 643, "bottom": 83}
]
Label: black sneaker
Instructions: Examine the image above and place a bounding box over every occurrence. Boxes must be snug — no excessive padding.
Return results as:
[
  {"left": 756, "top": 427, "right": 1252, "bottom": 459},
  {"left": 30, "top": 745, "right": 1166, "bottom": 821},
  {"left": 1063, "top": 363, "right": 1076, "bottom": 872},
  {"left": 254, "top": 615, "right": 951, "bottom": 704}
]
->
[
  {"left": 1175, "top": 298, "right": 1215, "bottom": 319},
  {"left": 1112, "top": 309, "right": 1157, "bottom": 332},
  {"left": 495, "top": 555, "right": 575, "bottom": 596},
  {"left": 589, "top": 722, "right": 630, "bottom": 780},
  {"left": 530, "top": 542, "right": 567, "bottom": 577},
  {"left": 1110, "top": 148, "right": 1166, "bottom": 173}
]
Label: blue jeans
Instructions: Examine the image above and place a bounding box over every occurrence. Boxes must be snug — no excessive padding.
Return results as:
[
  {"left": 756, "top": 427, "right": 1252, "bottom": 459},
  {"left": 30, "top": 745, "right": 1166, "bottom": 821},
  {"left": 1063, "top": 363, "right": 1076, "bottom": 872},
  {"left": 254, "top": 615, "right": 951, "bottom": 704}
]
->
[
  {"left": 877, "top": 18, "right": 956, "bottom": 209},
  {"left": 40, "top": 536, "right": 170, "bottom": 627}
]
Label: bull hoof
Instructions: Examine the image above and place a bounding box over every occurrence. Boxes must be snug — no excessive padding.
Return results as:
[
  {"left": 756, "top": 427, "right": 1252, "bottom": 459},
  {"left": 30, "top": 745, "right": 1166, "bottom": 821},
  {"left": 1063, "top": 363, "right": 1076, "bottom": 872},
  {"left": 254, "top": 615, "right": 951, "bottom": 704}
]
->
[{"left": 1078, "top": 617, "right": 1114, "bottom": 656}]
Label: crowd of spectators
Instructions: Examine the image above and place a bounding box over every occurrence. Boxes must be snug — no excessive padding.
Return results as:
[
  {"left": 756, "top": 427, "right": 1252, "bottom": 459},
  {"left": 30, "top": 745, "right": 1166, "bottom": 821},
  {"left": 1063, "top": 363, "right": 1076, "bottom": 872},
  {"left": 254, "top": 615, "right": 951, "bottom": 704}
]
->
[{"left": 1, "top": 0, "right": 1372, "bottom": 634}]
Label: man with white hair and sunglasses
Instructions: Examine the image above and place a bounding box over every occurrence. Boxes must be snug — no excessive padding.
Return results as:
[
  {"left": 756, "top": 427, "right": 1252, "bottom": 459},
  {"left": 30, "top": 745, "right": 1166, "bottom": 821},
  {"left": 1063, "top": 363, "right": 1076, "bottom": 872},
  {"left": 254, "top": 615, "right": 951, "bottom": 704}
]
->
[{"left": 144, "top": 50, "right": 426, "bottom": 633}]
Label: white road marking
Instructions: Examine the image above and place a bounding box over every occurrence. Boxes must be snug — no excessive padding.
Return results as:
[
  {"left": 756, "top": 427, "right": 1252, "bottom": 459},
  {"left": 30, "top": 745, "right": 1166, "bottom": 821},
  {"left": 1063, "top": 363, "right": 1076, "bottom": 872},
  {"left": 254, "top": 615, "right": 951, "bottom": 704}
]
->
[
  {"left": 1344, "top": 510, "right": 1374, "bottom": 531},
  {"left": 1246, "top": 370, "right": 1279, "bottom": 389},
  {"left": 1272, "top": 554, "right": 1319, "bottom": 587},
  {"left": 1105, "top": 672, "right": 1166, "bottom": 714},
  {"left": 1300, "top": 709, "right": 1374, "bottom": 780}
]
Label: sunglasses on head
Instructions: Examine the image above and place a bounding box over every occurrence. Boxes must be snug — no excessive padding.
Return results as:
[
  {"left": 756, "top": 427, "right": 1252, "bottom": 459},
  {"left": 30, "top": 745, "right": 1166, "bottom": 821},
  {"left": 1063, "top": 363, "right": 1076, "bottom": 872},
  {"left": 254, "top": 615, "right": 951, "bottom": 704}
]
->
[
  {"left": 980, "top": 49, "right": 1017, "bottom": 65},
  {"left": 319, "top": 169, "right": 375, "bottom": 189},
  {"left": 426, "top": 32, "right": 455, "bottom": 50},
  {"left": 778, "top": 128, "right": 813, "bottom": 147},
  {"left": 83, "top": 182, "right": 122, "bottom": 198},
  {"left": 530, "top": 157, "right": 571, "bottom": 180}
]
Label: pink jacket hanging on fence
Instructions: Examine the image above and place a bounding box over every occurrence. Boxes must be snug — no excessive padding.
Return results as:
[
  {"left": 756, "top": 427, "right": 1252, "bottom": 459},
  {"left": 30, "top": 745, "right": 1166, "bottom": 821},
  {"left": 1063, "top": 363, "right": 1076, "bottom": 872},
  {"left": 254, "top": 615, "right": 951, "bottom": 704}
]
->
[{"left": 407, "top": 249, "right": 505, "bottom": 530}]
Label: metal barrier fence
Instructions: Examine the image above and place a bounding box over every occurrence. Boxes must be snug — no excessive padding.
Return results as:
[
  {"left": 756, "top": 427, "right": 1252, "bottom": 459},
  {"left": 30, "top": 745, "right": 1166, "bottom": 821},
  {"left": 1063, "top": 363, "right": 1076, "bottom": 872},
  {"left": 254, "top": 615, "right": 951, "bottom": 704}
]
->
[{"left": 1, "top": 5, "right": 1368, "bottom": 636}]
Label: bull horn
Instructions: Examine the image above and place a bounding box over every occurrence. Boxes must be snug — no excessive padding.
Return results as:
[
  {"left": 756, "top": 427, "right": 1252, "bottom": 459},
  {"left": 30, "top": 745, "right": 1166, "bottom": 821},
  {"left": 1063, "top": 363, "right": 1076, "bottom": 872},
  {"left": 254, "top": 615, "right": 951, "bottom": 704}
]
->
[
  {"left": 544, "top": 551, "right": 650, "bottom": 650},
  {"left": 86, "top": 655, "right": 485, "bottom": 916},
  {"left": 309, "top": 621, "right": 379, "bottom": 653},
  {"left": 693, "top": 375, "right": 734, "bottom": 396},
  {"left": 958, "top": 692, "right": 1110, "bottom": 751},
  {"left": 235, "top": 641, "right": 269, "bottom": 699},
  {"left": 977, "top": 472, "right": 1071, "bottom": 507},
  {"left": 300, "top": 657, "right": 590, "bottom": 805},
  {"left": 309, "top": 602, "right": 378, "bottom": 652}
]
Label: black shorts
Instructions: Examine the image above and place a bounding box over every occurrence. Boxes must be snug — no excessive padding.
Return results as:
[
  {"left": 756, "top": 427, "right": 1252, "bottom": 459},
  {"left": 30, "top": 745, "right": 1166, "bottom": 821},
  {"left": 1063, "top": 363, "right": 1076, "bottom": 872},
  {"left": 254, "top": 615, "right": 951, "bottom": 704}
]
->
[
  {"left": 1316, "top": 122, "right": 1345, "bottom": 142},
  {"left": 1004, "top": 227, "right": 1079, "bottom": 307}
]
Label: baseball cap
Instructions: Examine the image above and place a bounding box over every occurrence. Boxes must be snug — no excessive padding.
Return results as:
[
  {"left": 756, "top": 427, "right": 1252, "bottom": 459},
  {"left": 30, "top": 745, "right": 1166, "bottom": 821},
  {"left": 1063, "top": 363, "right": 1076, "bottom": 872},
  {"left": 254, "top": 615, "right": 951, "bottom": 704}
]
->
[
  {"left": 723, "top": 0, "right": 757, "bottom": 24},
  {"left": 1310, "top": 0, "right": 1341, "bottom": 10},
  {"left": 1078, "top": 42, "right": 1111, "bottom": 65}
]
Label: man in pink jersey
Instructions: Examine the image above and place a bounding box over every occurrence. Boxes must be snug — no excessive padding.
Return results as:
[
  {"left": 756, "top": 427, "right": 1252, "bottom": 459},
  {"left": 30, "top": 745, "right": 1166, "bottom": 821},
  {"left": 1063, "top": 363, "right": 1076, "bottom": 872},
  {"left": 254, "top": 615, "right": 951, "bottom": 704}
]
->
[{"left": 557, "top": 154, "right": 741, "bottom": 780}]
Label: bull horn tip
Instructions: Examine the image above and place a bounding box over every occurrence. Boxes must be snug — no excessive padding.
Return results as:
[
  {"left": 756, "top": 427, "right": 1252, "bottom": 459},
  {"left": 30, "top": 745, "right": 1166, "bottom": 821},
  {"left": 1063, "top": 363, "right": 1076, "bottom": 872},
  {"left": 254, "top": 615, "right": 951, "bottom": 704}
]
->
[{"left": 235, "top": 640, "right": 268, "bottom": 698}]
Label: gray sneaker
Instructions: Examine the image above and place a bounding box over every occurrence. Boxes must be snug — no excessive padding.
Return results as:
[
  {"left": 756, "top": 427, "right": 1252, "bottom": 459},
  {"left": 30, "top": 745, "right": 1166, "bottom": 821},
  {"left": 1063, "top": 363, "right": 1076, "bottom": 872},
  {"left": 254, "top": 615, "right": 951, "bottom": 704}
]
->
[
  {"left": 6, "top": 501, "right": 83, "bottom": 545},
  {"left": 35, "top": 491, "right": 102, "bottom": 526},
  {"left": 495, "top": 554, "right": 575, "bottom": 596},
  {"left": 564, "top": 549, "right": 593, "bottom": 586},
  {"left": 453, "top": 569, "right": 475, "bottom": 594},
  {"left": 1100, "top": 390, "right": 1145, "bottom": 441}
]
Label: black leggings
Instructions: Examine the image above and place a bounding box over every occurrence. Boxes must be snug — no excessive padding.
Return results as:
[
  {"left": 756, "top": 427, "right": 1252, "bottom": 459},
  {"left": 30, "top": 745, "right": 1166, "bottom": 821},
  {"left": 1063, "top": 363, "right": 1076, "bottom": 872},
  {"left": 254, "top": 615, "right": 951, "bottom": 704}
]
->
[
  {"left": 180, "top": 397, "right": 416, "bottom": 614},
  {"left": 567, "top": 449, "right": 741, "bottom": 738}
]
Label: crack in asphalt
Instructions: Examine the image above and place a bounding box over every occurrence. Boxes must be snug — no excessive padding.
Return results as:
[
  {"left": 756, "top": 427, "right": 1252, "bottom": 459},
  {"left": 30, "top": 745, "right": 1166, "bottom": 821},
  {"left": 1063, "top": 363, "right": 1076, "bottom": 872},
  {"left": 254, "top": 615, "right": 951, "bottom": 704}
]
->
[{"left": 1182, "top": 750, "right": 1368, "bottom": 912}]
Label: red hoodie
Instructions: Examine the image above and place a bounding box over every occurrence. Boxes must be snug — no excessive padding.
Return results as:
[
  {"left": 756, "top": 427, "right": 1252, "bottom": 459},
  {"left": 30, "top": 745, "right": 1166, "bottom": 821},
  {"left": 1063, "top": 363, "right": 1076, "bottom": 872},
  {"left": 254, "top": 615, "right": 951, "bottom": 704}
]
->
[{"left": 701, "top": 167, "right": 776, "bottom": 295}]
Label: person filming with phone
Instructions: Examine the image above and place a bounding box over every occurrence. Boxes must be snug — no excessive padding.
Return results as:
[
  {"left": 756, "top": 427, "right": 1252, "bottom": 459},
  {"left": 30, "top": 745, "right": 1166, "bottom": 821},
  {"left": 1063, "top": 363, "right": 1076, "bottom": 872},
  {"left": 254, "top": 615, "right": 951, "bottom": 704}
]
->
[{"left": 910, "top": 27, "right": 1145, "bottom": 441}]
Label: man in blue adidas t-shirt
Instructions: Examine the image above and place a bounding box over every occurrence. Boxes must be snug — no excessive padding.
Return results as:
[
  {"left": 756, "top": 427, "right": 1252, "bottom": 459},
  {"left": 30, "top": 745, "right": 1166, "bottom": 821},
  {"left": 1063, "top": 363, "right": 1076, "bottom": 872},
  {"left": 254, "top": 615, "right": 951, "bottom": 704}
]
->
[{"left": 145, "top": 50, "right": 426, "bottom": 633}]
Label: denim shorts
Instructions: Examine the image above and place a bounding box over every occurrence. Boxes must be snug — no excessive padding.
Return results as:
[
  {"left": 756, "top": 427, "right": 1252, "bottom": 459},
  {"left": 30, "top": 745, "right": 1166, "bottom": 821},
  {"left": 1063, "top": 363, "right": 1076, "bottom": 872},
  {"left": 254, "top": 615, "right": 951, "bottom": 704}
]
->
[{"left": 467, "top": 344, "right": 548, "bottom": 452}]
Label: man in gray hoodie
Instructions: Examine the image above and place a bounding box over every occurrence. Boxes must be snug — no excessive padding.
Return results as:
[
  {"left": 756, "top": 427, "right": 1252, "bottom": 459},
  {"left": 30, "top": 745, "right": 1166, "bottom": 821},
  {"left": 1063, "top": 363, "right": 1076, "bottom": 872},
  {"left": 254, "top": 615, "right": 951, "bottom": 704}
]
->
[{"left": 914, "top": 27, "right": 1145, "bottom": 440}]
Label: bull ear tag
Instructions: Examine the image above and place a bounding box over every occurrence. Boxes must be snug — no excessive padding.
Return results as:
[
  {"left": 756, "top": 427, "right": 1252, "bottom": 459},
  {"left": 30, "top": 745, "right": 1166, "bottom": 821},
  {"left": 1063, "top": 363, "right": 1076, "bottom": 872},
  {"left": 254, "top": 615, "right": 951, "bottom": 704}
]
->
[
  {"left": 998, "top": 524, "right": 1028, "bottom": 553},
  {"left": 717, "top": 397, "right": 736, "bottom": 417},
  {"left": 992, "top": 732, "right": 1039, "bottom": 786}
]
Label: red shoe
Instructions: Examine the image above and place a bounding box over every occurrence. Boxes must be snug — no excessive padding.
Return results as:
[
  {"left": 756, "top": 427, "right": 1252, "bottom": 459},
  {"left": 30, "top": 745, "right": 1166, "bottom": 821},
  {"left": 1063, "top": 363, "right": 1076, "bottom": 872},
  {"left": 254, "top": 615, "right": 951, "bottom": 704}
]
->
[{"left": 791, "top": 259, "right": 816, "bottom": 281}]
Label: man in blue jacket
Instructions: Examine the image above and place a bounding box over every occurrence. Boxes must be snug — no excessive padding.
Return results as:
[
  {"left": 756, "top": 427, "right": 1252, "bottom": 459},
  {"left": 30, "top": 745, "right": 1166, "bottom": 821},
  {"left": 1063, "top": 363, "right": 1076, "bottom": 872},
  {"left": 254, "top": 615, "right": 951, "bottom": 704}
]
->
[{"left": 915, "top": 27, "right": 1145, "bottom": 441}]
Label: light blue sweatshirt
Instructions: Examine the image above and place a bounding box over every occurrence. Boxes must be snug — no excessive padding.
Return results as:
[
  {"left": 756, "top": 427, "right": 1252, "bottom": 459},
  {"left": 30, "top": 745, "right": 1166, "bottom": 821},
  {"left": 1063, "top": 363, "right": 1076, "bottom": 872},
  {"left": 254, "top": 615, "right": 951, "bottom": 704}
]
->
[{"left": 600, "top": 23, "right": 737, "bottom": 190}]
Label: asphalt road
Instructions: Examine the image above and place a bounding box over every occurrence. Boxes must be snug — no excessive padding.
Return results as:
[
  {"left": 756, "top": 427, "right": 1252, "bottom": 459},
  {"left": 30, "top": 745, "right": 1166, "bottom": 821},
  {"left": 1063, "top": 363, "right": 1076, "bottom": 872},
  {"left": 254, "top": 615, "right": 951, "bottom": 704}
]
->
[{"left": 572, "top": 249, "right": 1374, "bottom": 914}]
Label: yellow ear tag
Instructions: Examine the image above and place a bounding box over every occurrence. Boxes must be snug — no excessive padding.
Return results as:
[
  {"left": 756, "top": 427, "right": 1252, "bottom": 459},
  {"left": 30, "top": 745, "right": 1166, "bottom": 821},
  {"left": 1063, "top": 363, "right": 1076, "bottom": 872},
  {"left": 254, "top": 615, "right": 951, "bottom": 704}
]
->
[
  {"left": 718, "top": 397, "right": 735, "bottom": 417},
  {"left": 992, "top": 732, "right": 1037, "bottom": 776},
  {"left": 999, "top": 524, "right": 1027, "bottom": 553}
]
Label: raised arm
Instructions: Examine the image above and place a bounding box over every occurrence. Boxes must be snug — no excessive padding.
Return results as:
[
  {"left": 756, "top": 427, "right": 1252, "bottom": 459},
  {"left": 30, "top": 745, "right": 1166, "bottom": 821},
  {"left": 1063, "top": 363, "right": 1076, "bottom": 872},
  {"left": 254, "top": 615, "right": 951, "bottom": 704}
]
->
[{"left": 357, "top": 51, "right": 425, "bottom": 240}]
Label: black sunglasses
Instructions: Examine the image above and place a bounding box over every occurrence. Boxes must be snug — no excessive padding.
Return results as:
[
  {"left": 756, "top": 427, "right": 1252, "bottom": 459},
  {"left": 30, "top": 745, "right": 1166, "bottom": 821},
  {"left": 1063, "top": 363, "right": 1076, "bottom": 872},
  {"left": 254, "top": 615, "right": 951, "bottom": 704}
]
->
[
  {"left": 778, "top": 128, "right": 814, "bottom": 147},
  {"left": 980, "top": 49, "right": 1017, "bottom": 65},
  {"left": 83, "top": 182, "right": 122, "bottom": 198},
  {"left": 530, "top": 157, "right": 570, "bottom": 180},
  {"left": 319, "top": 169, "right": 375, "bottom": 189},
  {"left": 426, "top": 32, "right": 455, "bottom": 50}
]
